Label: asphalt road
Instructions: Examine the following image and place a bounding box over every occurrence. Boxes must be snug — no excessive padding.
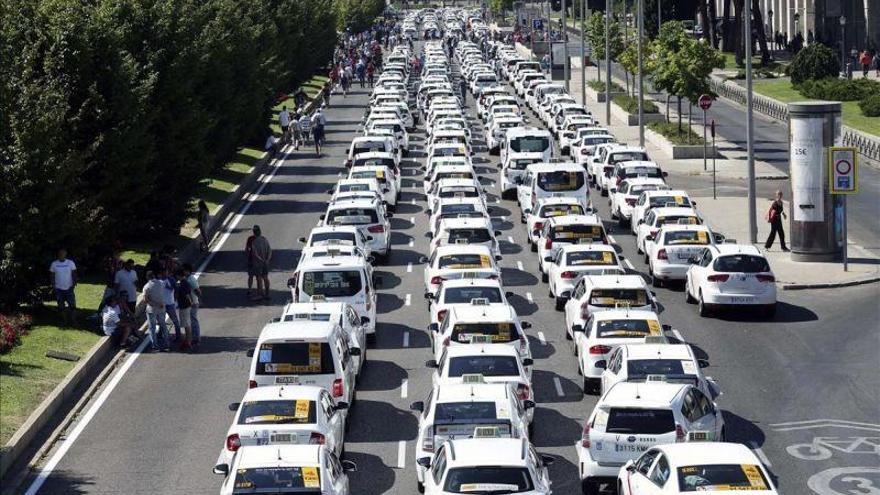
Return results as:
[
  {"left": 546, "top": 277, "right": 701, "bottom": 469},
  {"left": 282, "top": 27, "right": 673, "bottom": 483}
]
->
[{"left": 20, "top": 41, "right": 880, "bottom": 495}]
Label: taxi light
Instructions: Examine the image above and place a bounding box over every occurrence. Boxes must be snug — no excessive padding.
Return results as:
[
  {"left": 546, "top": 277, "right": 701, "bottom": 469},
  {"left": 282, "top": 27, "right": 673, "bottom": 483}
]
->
[
  {"left": 675, "top": 424, "right": 685, "bottom": 442},
  {"left": 707, "top": 274, "right": 729, "bottom": 282},
  {"left": 580, "top": 422, "right": 591, "bottom": 448},
  {"left": 368, "top": 224, "right": 385, "bottom": 233},
  {"left": 517, "top": 384, "right": 531, "bottom": 401},
  {"left": 561, "top": 271, "right": 577, "bottom": 279},
  {"left": 226, "top": 433, "right": 241, "bottom": 451},
  {"left": 309, "top": 432, "right": 326, "bottom": 445},
  {"left": 437, "top": 309, "right": 448, "bottom": 322},
  {"left": 756, "top": 274, "right": 775, "bottom": 283},
  {"left": 332, "top": 379, "right": 344, "bottom": 398},
  {"left": 431, "top": 276, "right": 446, "bottom": 285},
  {"left": 544, "top": 238, "right": 552, "bottom": 250},
  {"left": 657, "top": 249, "right": 668, "bottom": 260},
  {"left": 422, "top": 434, "right": 435, "bottom": 452},
  {"left": 248, "top": 380, "right": 257, "bottom": 389},
  {"left": 589, "top": 344, "right": 612, "bottom": 355}
]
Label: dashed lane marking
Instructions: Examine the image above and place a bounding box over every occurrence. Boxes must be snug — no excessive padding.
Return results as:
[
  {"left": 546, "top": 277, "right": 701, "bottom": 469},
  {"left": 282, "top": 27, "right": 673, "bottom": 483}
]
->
[
  {"left": 407, "top": 262, "right": 413, "bottom": 273},
  {"left": 403, "top": 331, "right": 410, "bottom": 348},
  {"left": 517, "top": 261, "right": 524, "bottom": 271},
  {"left": 507, "top": 236, "right": 515, "bottom": 243},
  {"left": 397, "top": 441, "right": 406, "bottom": 468},
  {"left": 538, "top": 331, "right": 547, "bottom": 345},
  {"left": 749, "top": 442, "right": 772, "bottom": 467},
  {"left": 623, "top": 259, "right": 635, "bottom": 270},
  {"left": 526, "top": 292, "right": 534, "bottom": 303},
  {"left": 401, "top": 378, "right": 409, "bottom": 398},
  {"left": 409, "top": 239, "right": 414, "bottom": 248},
  {"left": 553, "top": 377, "right": 565, "bottom": 397},
  {"left": 405, "top": 294, "right": 412, "bottom": 306}
]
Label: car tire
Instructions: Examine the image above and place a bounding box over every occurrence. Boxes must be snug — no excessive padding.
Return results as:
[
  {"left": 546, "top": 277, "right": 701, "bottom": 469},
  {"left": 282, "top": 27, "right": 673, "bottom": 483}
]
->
[
  {"left": 555, "top": 297, "right": 566, "bottom": 311},
  {"left": 520, "top": 214, "right": 526, "bottom": 224},
  {"left": 581, "top": 479, "right": 600, "bottom": 495},
  {"left": 531, "top": 242, "right": 537, "bottom": 252},
  {"left": 618, "top": 481, "right": 626, "bottom": 495},
  {"left": 600, "top": 188, "right": 608, "bottom": 197},
  {"left": 764, "top": 303, "right": 777, "bottom": 318},
  {"left": 528, "top": 422, "right": 535, "bottom": 438},
  {"left": 698, "top": 292, "right": 712, "bottom": 317},
  {"left": 418, "top": 481, "right": 425, "bottom": 494},
  {"left": 367, "top": 333, "right": 376, "bottom": 347},
  {"left": 582, "top": 376, "right": 599, "bottom": 395},
  {"left": 618, "top": 211, "right": 627, "bottom": 228},
  {"left": 541, "top": 270, "right": 548, "bottom": 283},
  {"left": 636, "top": 243, "right": 643, "bottom": 254},
  {"left": 651, "top": 269, "right": 663, "bottom": 288}
]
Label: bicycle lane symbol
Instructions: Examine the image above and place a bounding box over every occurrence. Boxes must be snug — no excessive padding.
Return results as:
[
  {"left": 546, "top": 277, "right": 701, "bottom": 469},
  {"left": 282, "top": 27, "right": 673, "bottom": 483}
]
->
[{"left": 770, "top": 419, "right": 880, "bottom": 495}]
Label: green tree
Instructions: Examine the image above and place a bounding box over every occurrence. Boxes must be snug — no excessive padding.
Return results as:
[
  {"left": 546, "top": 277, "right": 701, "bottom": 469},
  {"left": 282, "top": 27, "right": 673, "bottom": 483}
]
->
[
  {"left": 617, "top": 39, "right": 651, "bottom": 97},
  {"left": 586, "top": 11, "right": 623, "bottom": 81}
]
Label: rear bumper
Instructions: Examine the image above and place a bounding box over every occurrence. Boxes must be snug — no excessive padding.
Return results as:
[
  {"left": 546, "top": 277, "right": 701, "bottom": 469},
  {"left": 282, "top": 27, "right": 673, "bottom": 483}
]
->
[
  {"left": 702, "top": 289, "right": 776, "bottom": 306},
  {"left": 652, "top": 262, "right": 690, "bottom": 280},
  {"left": 576, "top": 444, "right": 626, "bottom": 480}
]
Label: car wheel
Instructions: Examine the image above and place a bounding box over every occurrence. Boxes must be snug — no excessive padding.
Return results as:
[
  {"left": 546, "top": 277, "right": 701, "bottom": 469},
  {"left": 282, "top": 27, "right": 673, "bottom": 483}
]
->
[
  {"left": 541, "top": 270, "right": 548, "bottom": 283},
  {"left": 651, "top": 268, "right": 663, "bottom": 288},
  {"left": 582, "top": 376, "right": 598, "bottom": 395},
  {"left": 530, "top": 242, "right": 537, "bottom": 252},
  {"left": 555, "top": 297, "right": 566, "bottom": 311},
  {"left": 520, "top": 214, "right": 526, "bottom": 224},
  {"left": 698, "top": 291, "right": 712, "bottom": 317},
  {"left": 581, "top": 479, "right": 600, "bottom": 495},
  {"left": 636, "top": 242, "right": 643, "bottom": 254},
  {"left": 417, "top": 481, "right": 425, "bottom": 494},
  {"left": 764, "top": 303, "right": 777, "bottom": 318},
  {"left": 528, "top": 422, "right": 535, "bottom": 438},
  {"left": 618, "top": 211, "right": 627, "bottom": 228},
  {"left": 367, "top": 333, "right": 377, "bottom": 347}
]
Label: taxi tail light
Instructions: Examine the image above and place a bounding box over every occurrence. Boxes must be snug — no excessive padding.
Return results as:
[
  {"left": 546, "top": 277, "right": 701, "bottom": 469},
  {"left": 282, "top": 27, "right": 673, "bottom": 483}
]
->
[
  {"left": 332, "top": 379, "right": 344, "bottom": 398},
  {"left": 368, "top": 224, "right": 385, "bottom": 233},
  {"left": 707, "top": 274, "right": 730, "bottom": 282},
  {"left": 226, "top": 433, "right": 241, "bottom": 452},
  {"left": 430, "top": 276, "right": 446, "bottom": 285},
  {"left": 675, "top": 424, "right": 686, "bottom": 442},
  {"left": 544, "top": 238, "right": 552, "bottom": 250},
  {"left": 533, "top": 221, "right": 544, "bottom": 232},
  {"left": 517, "top": 384, "right": 531, "bottom": 401},
  {"left": 248, "top": 380, "right": 257, "bottom": 389},
  {"left": 309, "top": 432, "right": 326, "bottom": 445},
  {"left": 561, "top": 271, "right": 577, "bottom": 279},
  {"left": 625, "top": 198, "right": 636, "bottom": 206},
  {"left": 437, "top": 309, "right": 448, "bottom": 322},
  {"left": 580, "top": 422, "right": 591, "bottom": 448},
  {"left": 589, "top": 344, "right": 612, "bottom": 355},
  {"left": 756, "top": 274, "right": 775, "bottom": 283},
  {"left": 422, "top": 434, "right": 435, "bottom": 453},
  {"left": 657, "top": 249, "right": 668, "bottom": 260},
  {"left": 649, "top": 229, "right": 659, "bottom": 239}
]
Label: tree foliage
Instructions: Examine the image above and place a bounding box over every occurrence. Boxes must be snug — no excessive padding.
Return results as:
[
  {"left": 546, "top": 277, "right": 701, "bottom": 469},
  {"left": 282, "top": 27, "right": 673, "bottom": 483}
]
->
[
  {"left": 335, "top": 0, "right": 385, "bottom": 32},
  {"left": 0, "top": 0, "right": 340, "bottom": 308},
  {"left": 789, "top": 44, "right": 840, "bottom": 85},
  {"left": 586, "top": 12, "right": 623, "bottom": 80}
]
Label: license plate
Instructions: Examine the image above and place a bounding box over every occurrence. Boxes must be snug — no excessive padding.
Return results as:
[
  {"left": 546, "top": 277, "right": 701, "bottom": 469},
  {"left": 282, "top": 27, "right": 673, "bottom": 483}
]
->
[
  {"left": 728, "top": 296, "right": 752, "bottom": 303},
  {"left": 275, "top": 376, "right": 299, "bottom": 384},
  {"left": 614, "top": 444, "right": 648, "bottom": 453},
  {"left": 460, "top": 272, "right": 479, "bottom": 278},
  {"left": 270, "top": 433, "right": 295, "bottom": 443}
]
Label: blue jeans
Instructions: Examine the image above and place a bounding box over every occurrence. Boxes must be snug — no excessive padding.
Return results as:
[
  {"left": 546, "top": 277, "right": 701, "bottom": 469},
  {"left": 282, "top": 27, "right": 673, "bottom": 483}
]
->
[
  {"left": 55, "top": 288, "right": 76, "bottom": 311},
  {"left": 147, "top": 309, "right": 169, "bottom": 349},
  {"left": 190, "top": 304, "right": 201, "bottom": 343},
  {"left": 165, "top": 304, "right": 181, "bottom": 338}
]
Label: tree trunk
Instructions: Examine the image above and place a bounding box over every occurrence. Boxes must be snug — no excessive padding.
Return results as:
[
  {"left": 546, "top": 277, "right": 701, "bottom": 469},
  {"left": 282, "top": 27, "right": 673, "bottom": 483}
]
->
[
  {"left": 751, "top": 0, "right": 770, "bottom": 66},
  {"left": 708, "top": 0, "right": 719, "bottom": 48},
  {"left": 625, "top": 71, "right": 630, "bottom": 97},
  {"left": 677, "top": 96, "right": 683, "bottom": 136},
  {"left": 687, "top": 101, "right": 693, "bottom": 144},
  {"left": 666, "top": 94, "right": 671, "bottom": 123},
  {"left": 733, "top": 0, "right": 744, "bottom": 67},
  {"left": 721, "top": 0, "right": 733, "bottom": 50},
  {"left": 698, "top": 1, "right": 711, "bottom": 44}
]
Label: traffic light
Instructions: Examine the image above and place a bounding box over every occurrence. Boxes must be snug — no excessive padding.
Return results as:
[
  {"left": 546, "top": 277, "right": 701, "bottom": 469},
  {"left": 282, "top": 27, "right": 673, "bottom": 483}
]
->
[{"left": 551, "top": 0, "right": 561, "bottom": 12}]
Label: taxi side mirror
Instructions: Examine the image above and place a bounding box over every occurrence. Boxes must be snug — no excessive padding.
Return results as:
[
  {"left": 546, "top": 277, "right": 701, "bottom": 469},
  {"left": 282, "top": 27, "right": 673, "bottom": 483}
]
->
[
  {"left": 213, "top": 463, "right": 229, "bottom": 476},
  {"left": 298, "top": 237, "right": 307, "bottom": 243},
  {"left": 425, "top": 232, "right": 434, "bottom": 238},
  {"left": 426, "top": 359, "right": 439, "bottom": 368},
  {"left": 494, "top": 230, "right": 502, "bottom": 236},
  {"left": 698, "top": 359, "right": 710, "bottom": 368},
  {"left": 540, "top": 454, "right": 556, "bottom": 466},
  {"left": 691, "top": 201, "right": 697, "bottom": 206},
  {"left": 505, "top": 291, "right": 514, "bottom": 297},
  {"left": 522, "top": 358, "right": 534, "bottom": 366},
  {"left": 319, "top": 214, "right": 326, "bottom": 221},
  {"left": 367, "top": 256, "right": 376, "bottom": 264},
  {"left": 572, "top": 324, "right": 584, "bottom": 333},
  {"left": 625, "top": 461, "right": 636, "bottom": 473},
  {"left": 424, "top": 292, "right": 434, "bottom": 300},
  {"left": 523, "top": 400, "right": 536, "bottom": 409},
  {"left": 429, "top": 323, "right": 439, "bottom": 332},
  {"left": 342, "top": 459, "right": 358, "bottom": 472},
  {"left": 420, "top": 256, "right": 430, "bottom": 264},
  {"left": 410, "top": 401, "right": 425, "bottom": 413},
  {"left": 335, "top": 402, "right": 349, "bottom": 411},
  {"left": 543, "top": 255, "right": 554, "bottom": 263},
  {"left": 416, "top": 457, "right": 432, "bottom": 469},
  {"left": 361, "top": 316, "right": 370, "bottom": 326},
  {"left": 520, "top": 321, "right": 532, "bottom": 329},
  {"left": 495, "top": 255, "right": 503, "bottom": 261},
  {"left": 228, "top": 402, "right": 240, "bottom": 412},
  {"left": 523, "top": 208, "right": 531, "bottom": 215},
  {"left": 326, "top": 189, "right": 334, "bottom": 195},
  {"left": 662, "top": 324, "right": 672, "bottom": 332},
  {"left": 246, "top": 348, "right": 255, "bottom": 358},
  {"left": 645, "top": 234, "right": 654, "bottom": 241}
]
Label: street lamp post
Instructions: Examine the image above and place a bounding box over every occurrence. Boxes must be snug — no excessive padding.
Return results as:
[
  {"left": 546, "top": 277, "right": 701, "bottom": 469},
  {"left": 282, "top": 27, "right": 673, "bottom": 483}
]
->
[
  {"left": 768, "top": 9, "right": 773, "bottom": 50},
  {"left": 637, "top": 0, "right": 644, "bottom": 147},
  {"left": 840, "top": 16, "right": 847, "bottom": 74},
  {"left": 581, "top": 0, "right": 586, "bottom": 106},
  {"left": 605, "top": 0, "right": 611, "bottom": 125},
  {"left": 745, "top": 0, "right": 757, "bottom": 243},
  {"left": 562, "top": 0, "right": 569, "bottom": 92},
  {"left": 657, "top": 0, "right": 661, "bottom": 34}
]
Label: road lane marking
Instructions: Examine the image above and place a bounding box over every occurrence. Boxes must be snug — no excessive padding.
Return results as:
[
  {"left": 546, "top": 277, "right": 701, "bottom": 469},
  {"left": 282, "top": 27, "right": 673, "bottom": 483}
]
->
[
  {"left": 401, "top": 378, "right": 409, "bottom": 398},
  {"left": 507, "top": 236, "right": 514, "bottom": 243},
  {"left": 397, "top": 441, "right": 407, "bottom": 468},
  {"left": 671, "top": 329, "right": 685, "bottom": 343},
  {"left": 410, "top": 216, "right": 415, "bottom": 225},
  {"left": 403, "top": 331, "right": 410, "bottom": 347},
  {"left": 405, "top": 294, "right": 412, "bottom": 306},
  {"left": 537, "top": 331, "right": 547, "bottom": 345},
  {"left": 407, "top": 262, "right": 413, "bottom": 273},
  {"left": 490, "top": 182, "right": 496, "bottom": 188},
  {"left": 553, "top": 377, "right": 565, "bottom": 397},
  {"left": 516, "top": 261, "right": 524, "bottom": 271},
  {"left": 749, "top": 442, "right": 772, "bottom": 467},
  {"left": 623, "top": 259, "right": 635, "bottom": 270},
  {"left": 607, "top": 234, "right": 617, "bottom": 244},
  {"left": 24, "top": 141, "right": 293, "bottom": 495},
  {"left": 409, "top": 239, "right": 414, "bottom": 247},
  {"left": 526, "top": 292, "right": 533, "bottom": 303},
  {"left": 411, "top": 198, "right": 416, "bottom": 205},
  {"left": 494, "top": 198, "right": 500, "bottom": 203}
]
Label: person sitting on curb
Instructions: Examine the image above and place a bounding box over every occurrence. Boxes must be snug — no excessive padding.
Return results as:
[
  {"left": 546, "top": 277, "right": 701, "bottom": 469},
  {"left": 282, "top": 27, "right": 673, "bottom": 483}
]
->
[{"left": 101, "top": 295, "right": 140, "bottom": 348}]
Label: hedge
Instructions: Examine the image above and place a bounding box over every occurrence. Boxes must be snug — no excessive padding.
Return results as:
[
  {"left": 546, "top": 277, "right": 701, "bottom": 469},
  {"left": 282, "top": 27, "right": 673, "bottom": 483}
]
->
[
  {"left": 789, "top": 44, "right": 839, "bottom": 85},
  {"left": 612, "top": 95, "right": 659, "bottom": 114},
  {"left": 797, "top": 78, "right": 880, "bottom": 101}
]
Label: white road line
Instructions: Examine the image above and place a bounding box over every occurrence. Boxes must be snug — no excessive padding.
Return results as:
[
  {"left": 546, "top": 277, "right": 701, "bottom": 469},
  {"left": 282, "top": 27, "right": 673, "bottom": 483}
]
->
[
  {"left": 526, "top": 292, "right": 534, "bottom": 303},
  {"left": 409, "top": 239, "right": 414, "bottom": 247},
  {"left": 494, "top": 198, "right": 500, "bottom": 203},
  {"left": 607, "top": 234, "right": 617, "bottom": 244},
  {"left": 405, "top": 294, "right": 412, "bottom": 306},
  {"left": 410, "top": 216, "right": 415, "bottom": 225},
  {"left": 517, "top": 261, "right": 524, "bottom": 271},
  {"left": 507, "top": 236, "right": 515, "bottom": 243},
  {"left": 553, "top": 377, "right": 565, "bottom": 397},
  {"left": 490, "top": 182, "right": 496, "bottom": 188},
  {"left": 501, "top": 216, "right": 507, "bottom": 221},
  {"left": 537, "top": 331, "right": 547, "bottom": 345},
  {"left": 403, "top": 331, "right": 410, "bottom": 347},
  {"left": 407, "top": 262, "right": 413, "bottom": 273},
  {"left": 623, "top": 259, "right": 635, "bottom": 270},
  {"left": 750, "top": 442, "right": 772, "bottom": 467},
  {"left": 397, "top": 440, "right": 407, "bottom": 468},
  {"left": 401, "top": 378, "right": 409, "bottom": 398},
  {"left": 411, "top": 198, "right": 416, "bottom": 205},
  {"left": 24, "top": 145, "right": 292, "bottom": 495},
  {"left": 672, "top": 329, "right": 685, "bottom": 343}
]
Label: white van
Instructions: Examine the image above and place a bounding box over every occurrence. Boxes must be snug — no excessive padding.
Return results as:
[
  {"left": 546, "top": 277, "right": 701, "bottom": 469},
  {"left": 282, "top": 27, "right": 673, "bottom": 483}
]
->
[
  {"left": 246, "top": 320, "right": 358, "bottom": 408},
  {"left": 518, "top": 162, "right": 589, "bottom": 215}
]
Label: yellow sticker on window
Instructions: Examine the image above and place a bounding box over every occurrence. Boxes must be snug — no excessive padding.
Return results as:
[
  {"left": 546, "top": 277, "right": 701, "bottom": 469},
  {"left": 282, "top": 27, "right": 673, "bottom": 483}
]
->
[
  {"left": 602, "top": 252, "right": 613, "bottom": 263},
  {"left": 697, "top": 231, "right": 709, "bottom": 243},
  {"left": 376, "top": 170, "right": 385, "bottom": 178},
  {"left": 479, "top": 255, "right": 490, "bottom": 267},
  {"left": 740, "top": 465, "right": 768, "bottom": 489},
  {"left": 674, "top": 195, "right": 685, "bottom": 204},
  {"left": 647, "top": 320, "right": 661, "bottom": 335},
  {"left": 295, "top": 400, "right": 310, "bottom": 419},
  {"left": 302, "top": 467, "right": 320, "bottom": 488}
]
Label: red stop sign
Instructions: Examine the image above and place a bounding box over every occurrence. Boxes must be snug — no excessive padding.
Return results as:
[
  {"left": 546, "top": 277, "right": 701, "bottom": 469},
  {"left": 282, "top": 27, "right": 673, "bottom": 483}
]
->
[{"left": 699, "top": 94, "right": 713, "bottom": 110}]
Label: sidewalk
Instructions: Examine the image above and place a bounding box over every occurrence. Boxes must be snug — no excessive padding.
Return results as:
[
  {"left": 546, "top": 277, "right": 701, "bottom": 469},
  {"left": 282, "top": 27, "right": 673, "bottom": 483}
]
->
[{"left": 694, "top": 197, "right": 880, "bottom": 289}]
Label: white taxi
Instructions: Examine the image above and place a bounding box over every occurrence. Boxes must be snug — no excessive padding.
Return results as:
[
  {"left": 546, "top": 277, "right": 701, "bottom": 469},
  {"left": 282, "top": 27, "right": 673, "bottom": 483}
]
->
[
  {"left": 499, "top": 152, "right": 544, "bottom": 200},
  {"left": 610, "top": 178, "right": 669, "bottom": 227},
  {"left": 431, "top": 301, "right": 532, "bottom": 363},
  {"left": 321, "top": 198, "right": 391, "bottom": 260},
  {"left": 421, "top": 245, "right": 502, "bottom": 298},
  {"left": 564, "top": 275, "right": 656, "bottom": 341},
  {"left": 685, "top": 245, "right": 777, "bottom": 317},
  {"left": 601, "top": 342, "right": 721, "bottom": 400},
  {"left": 546, "top": 244, "right": 625, "bottom": 309},
  {"left": 427, "top": 197, "right": 491, "bottom": 238},
  {"left": 427, "top": 278, "right": 512, "bottom": 328},
  {"left": 298, "top": 226, "right": 372, "bottom": 261},
  {"left": 430, "top": 216, "right": 500, "bottom": 258},
  {"left": 279, "top": 302, "right": 367, "bottom": 377},
  {"left": 525, "top": 196, "right": 588, "bottom": 248},
  {"left": 647, "top": 225, "right": 715, "bottom": 287},
  {"left": 636, "top": 206, "right": 702, "bottom": 257},
  {"left": 536, "top": 214, "right": 606, "bottom": 281},
  {"left": 630, "top": 189, "right": 695, "bottom": 235}
]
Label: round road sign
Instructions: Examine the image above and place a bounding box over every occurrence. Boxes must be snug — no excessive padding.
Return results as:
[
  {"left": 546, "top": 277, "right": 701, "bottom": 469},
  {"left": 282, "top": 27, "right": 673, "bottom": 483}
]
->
[
  {"left": 835, "top": 159, "right": 852, "bottom": 175},
  {"left": 699, "top": 94, "right": 713, "bottom": 110}
]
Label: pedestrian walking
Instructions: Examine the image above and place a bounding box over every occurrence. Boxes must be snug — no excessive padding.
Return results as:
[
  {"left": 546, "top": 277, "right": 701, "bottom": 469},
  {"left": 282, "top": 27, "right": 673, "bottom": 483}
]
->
[
  {"left": 49, "top": 249, "right": 77, "bottom": 325},
  {"left": 113, "top": 258, "right": 138, "bottom": 313},
  {"left": 162, "top": 268, "right": 182, "bottom": 341},
  {"left": 311, "top": 108, "right": 326, "bottom": 157},
  {"left": 367, "top": 62, "right": 375, "bottom": 86},
  {"left": 291, "top": 110, "right": 303, "bottom": 150},
  {"left": 183, "top": 263, "right": 201, "bottom": 348},
  {"left": 197, "top": 200, "right": 210, "bottom": 251},
  {"left": 143, "top": 270, "right": 169, "bottom": 351},
  {"left": 859, "top": 50, "right": 871, "bottom": 77},
  {"left": 764, "top": 190, "right": 789, "bottom": 252},
  {"left": 278, "top": 106, "right": 291, "bottom": 144},
  {"left": 245, "top": 230, "right": 256, "bottom": 297},
  {"left": 458, "top": 78, "right": 467, "bottom": 104},
  {"left": 249, "top": 225, "right": 272, "bottom": 301},
  {"left": 174, "top": 268, "right": 194, "bottom": 351}
]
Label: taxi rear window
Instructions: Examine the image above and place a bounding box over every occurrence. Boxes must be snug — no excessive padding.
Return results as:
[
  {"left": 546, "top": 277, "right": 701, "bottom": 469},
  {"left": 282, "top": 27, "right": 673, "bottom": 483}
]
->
[
  {"left": 444, "top": 467, "right": 534, "bottom": 493},
  {"left": 609, "top": 151, "right": 649, "bottom": 164},
  {"left": 354, "top": 158, "right": 395, "bottom": 168},
  {"left": 452, "top": 322, "right": 520, "bottom": 343},
  {"left": 677, "top": 464, "right": 771, "bottom": 491},
  {"left": 551, "top": 224, "right": 605, "bottom": 242},
  {"left": 589, "top": 289, "right": 649, "bottom": 307},
  {"left": 628, "top": 359, "right": 697, "bottom": 382},
  {"left": 537, "top": 170, "right": 585, "bottom": 191},
  {"left": 658, "top": 215, "right": 700, "bottom": 226},
  {"left": 439, "top": 187, "right": 479, "bottom": 198},
  {"left": 326, "top": 208, "right": 378, "bottom": 225},
  {"left": 257, "top": 343, "right": 335, "bottom": 375},
  {"left": 443, "top": 287, "right": 503, "bottom": 304},
  {"left": 301, "top": 270, "right": 363, "bottom": 298},
  {"left": 567, "top": 251, "right": 616, "bottom": 266},
  {"left": 434, "top": 147, "right": 466, "bottom": 157},
  {"left": 441, "top": 204, "right": 478, "bottom": 215},
  {"left": 438, "top": 254, "right": 491, "bottom": 269},
  {"left": 541, "top": 204, "right": 584, "bottom": 217},
  {"left": 623, "top": 167, "right": 662, "bottom": 179},
  {"left": 595, "top": 319, "right": 661, "bottom": 338},
  {"left": 435, "top": 402, "right": 498, "bottom": 421},
  {"left": 437, "top": 171, "right": 473, "bottom": 180},
  {"left": 350, "top": 170, "right": 388, "bottom": 184},
  {"left": 448, "top": 356, "right": 520, "bottom": 377},
  {"left": 338, "top": 183, "right": 371, "bottom": 193},
  {"left": 664, "top": 231, "right": 710, "bottom": 245},
  {"left": 509, "top": 136, "right": 550, "bottom": 153},
  {"left": 233, "top": 466, "right": 321, "bottom": 493},
  {"left": 238, "top": 400, "right": 317, "bottom": 425},
  {"left": 310, "top": 232, "right": 355, "bottom": 244},
  {"left": 353, "top": 143, "right": 386, "bottom": 154},
  {"left": 606, "top": 408, "right": 675, "bottom": 434},
  {"left": 713, "top": 255, "right": 770, "bottom": 273},
  {"left": 447, "top": 229, "right": 492, "bottom": 244}
]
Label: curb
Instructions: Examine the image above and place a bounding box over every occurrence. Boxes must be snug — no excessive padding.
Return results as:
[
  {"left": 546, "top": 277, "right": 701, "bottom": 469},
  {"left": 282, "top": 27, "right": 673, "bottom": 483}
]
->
[{"left": 781, "top": 276, "right": 880, "bottom": 290}]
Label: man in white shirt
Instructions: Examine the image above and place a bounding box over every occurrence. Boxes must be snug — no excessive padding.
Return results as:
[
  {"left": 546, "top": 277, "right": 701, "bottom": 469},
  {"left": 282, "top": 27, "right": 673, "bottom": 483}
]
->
[
  {"left": 113, "top": 259, "right": 138, "bottom": 312},
  {"left": 49, "top": 249, "right": 77, "bottom": 324},
  {"left": 143, "top": 270, "right": 170, "bottom": 351},
  {"left": 278, "top": 106, "right": 291, "bottom": 144},
  {"left": 102, "top": 295, "right": 134, "bottom": 347}
]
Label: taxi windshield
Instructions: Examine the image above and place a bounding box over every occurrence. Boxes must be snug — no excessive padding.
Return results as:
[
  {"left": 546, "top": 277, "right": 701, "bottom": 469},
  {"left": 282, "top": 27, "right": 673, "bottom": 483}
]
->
[
  {"left": 589, "top": 289, "right": 649, "bottom": 307},
  {"left": 233, "top": 466, "right": 321, "bottom": 493},
  {"left": 310, "top": 232, "right": 355, "bottom": 245},
  {"left": 238, "top": 400, "right": 317, "bottom": 425},
  {"left": 714, "top": 255, "right": 771, "bottom": 273},
  {"left": 326, "top": 208, "right": 378, "bottom": 226},
  {"left": 448, "top": 356, "right": 520, "bottom": 377},
  {"left": 551, "top": 225, "right": 605, "bottom": 243},
  {"left": 438, "top": 254, "right": 491, "bottom": 269},
  {"left": 509, "top": 136, "right": 550, "bottom": 153},
  {"left": 443, "top": 287, "right": 503, "bottom": 304},
  {"left": 354, "top": 157, "right": 395, "bottom": 168},
  {"left": 301, "top": 270, "right": 363, "bottom": 297},
  {"left": 541, "top": 204, "right": 584, "bottom": 217},
  {"left": 595, "top": 319, "right": 659, "bottom": 338},
  {"left": 452, "top": 322, "right": 520, "bottom": 343},
  {"left": 439, "top": 188, "right": 479, "bottom": 198},
  {"left": 537, "top": 170, "right": 585, "bottom": 192},
  {"left": 664, "top": 231, "right": 711, "bottom": 245},
  {"left": 567, "top": 251, "right": 616, "bottom": 266},
  {"left": 677, "top": 464, "right": 771, "bottom": 491},
  {"left": 447, "top": 229, "right": 492, "bottom": 244},
  {"left": 444, "top": 467, "right": 534, "bottom": 493},
  {"left": 256, "top": 342, "right": 334, "bottom": 375}
]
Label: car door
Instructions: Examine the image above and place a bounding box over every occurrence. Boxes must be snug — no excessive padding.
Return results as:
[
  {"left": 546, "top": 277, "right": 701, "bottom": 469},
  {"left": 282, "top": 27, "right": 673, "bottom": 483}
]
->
[
  {"left": 689, "top": 249, "right": 714, "bottom": 296},
  {"left": 346, "top": 306, "right": 366, "bottom": 360},
  {"left": 646, "top": 453, "right": 672, "bottom": 493},
  {"left": 626, "top": 448, "right": 660, "bottom": 494},
  {"left": 528, "top": 445, "right": 551, "bottom": 492},
  {"left": 427, "top": 445, "right": 449, "bottom": 491},
  {"left": 565, "top": 279, "right": 585, "bottom": 328},
  {"left": 690, "top": 388, "right": 722, "bottom": 437},
  {"left": 321, "top": 390, "right": 345, "bottom": 452},
  {"left": 601, "top": 347, "right": 622, "bottom": 394}
]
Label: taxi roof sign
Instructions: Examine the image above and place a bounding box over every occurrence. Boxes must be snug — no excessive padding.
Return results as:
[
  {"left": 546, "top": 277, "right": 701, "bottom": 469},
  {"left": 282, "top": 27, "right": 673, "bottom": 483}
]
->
[
  {"left": 310, "top": 295, "right": 327, "bottom": 302},
  {"left": 687, "top": 431, "right": 714, "bottom": 442},
  {"left": 470, "top": 298, "right": 490, "bottom": 306},
  {"left": 472, "top": 426, "right": 502, "bottom": 438},
  {"left": 461, "top": 373, "right": 486, "bottom": 384},
  {"left": 645, "top": 374, "right": 668, "bottom": 382}
]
